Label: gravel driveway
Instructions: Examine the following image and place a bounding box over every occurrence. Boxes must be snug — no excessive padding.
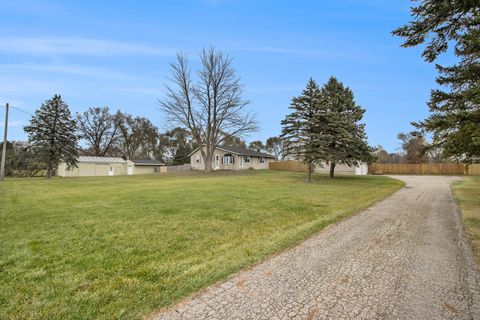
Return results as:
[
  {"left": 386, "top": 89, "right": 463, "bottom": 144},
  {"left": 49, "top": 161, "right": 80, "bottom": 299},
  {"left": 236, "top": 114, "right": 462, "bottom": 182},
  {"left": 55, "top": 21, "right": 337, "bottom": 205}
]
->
[{"left": 152, "top": 176, "right": 480, "bottom": 320}]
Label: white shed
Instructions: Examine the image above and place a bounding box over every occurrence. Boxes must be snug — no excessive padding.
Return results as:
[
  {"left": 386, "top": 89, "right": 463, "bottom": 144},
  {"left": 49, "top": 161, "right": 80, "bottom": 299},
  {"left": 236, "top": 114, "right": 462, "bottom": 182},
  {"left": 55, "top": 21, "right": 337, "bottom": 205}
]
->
[{"left": 57, "top": 156, "right": 127, "bottom": 177}]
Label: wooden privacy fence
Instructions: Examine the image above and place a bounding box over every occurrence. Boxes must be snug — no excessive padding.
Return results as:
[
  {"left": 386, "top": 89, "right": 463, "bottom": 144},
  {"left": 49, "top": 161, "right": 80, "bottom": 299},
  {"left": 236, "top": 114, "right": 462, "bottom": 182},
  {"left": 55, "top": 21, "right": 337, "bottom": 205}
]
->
[
  {"left": 368, "top": 163, "right": 480, "bottom": 175},
  {"left": 470, "top": 164, "right": 480, "bottom": 175},
  {"left": 160, "top": 164, "right": 191, "bottom": 173},
  {"left": 269, "top": 160, "right": 308, "bottom": 172}
]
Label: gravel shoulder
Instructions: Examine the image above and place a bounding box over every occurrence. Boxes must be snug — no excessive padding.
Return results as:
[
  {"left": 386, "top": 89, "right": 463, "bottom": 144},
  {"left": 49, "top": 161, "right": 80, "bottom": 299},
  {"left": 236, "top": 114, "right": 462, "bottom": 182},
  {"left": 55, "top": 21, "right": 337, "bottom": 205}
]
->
[{"left": 151, "top": 176, "right": 480, "bottom": 320}]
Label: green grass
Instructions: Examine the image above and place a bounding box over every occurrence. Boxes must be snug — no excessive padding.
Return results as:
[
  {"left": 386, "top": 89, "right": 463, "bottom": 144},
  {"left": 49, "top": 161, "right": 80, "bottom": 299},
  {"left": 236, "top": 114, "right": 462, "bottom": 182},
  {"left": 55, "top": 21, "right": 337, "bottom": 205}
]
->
[
  {"left": 453, "top": 176, "right": 480, "bottom": 264},
  {"left": 0, "top": 171, "right": 403, "bottom": 319}
]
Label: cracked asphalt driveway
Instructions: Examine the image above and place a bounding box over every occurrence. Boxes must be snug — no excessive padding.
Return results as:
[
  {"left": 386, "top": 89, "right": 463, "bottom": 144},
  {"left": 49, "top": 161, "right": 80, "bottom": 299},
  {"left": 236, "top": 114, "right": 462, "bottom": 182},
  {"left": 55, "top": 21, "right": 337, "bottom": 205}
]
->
[{"left": 152, "top": 176, "right": 480, "bottom": 320}]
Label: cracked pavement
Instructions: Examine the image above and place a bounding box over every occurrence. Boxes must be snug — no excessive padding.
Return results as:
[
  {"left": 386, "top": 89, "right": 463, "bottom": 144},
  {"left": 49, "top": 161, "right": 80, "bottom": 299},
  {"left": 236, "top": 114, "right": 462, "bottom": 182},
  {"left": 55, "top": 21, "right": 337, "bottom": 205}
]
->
[{"left": 152, "top": 176, "right": 480, "bottom": 320}]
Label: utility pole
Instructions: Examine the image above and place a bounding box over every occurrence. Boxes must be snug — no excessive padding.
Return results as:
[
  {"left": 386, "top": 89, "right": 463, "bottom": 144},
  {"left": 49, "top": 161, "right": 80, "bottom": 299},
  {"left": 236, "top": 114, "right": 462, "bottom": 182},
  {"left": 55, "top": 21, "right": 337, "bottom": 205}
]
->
[{"left": 0, "top": 103, "right": 9, "bottom": 181}]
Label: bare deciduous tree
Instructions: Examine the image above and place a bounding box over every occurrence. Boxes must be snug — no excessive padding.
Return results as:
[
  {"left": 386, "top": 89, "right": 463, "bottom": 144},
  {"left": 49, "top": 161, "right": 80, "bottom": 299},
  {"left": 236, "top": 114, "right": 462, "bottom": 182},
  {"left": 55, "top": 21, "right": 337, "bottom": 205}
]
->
[
  {"left": 76, "top": 107, "right": 121, "bottom": 157},
  {"left": 159, "top": 47, "right": 258, "bottom": 172},
  {"left": 116, "top": 112, "right": 159, "bottom": 160},
  {"left": 265, "top": 136, "right": 284, "bottom": 160},
  {"left": 397, "top": 132, "right": 428, "bottom": 164}
]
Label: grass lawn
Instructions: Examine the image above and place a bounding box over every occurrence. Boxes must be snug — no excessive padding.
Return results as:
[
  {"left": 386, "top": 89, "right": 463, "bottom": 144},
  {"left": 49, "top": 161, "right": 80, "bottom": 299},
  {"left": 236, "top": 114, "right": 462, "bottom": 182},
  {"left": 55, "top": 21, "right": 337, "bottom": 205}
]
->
[
  {"left": 453, "top": 176, "right": 480, "bottom": 264},
  {"left": 0, "top": 170, "right": 403, "bottom": 319}
]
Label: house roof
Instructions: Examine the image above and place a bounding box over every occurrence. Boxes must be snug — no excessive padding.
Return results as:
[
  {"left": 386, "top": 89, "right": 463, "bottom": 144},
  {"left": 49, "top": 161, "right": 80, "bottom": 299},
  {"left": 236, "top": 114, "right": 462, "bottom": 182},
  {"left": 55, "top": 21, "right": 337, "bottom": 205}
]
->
[
  {"left": 219, "top": 146, "right": 276, "bottom": 158},
  {"left": 189, "top": 145, "right": 275, "bottom": 158},
  {"left": 77, "top": 156, "right": 126, "bottom": 163},
  {"left": 130, "top": 159, "right": 164, "bottom": 166}
]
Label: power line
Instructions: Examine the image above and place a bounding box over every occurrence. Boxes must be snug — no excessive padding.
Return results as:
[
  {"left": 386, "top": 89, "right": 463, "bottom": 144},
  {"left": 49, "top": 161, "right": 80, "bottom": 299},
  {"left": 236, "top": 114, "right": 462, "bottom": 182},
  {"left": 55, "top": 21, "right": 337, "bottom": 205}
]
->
[{"left": 0, "top": 104, "right": 33, "bottom": 116}]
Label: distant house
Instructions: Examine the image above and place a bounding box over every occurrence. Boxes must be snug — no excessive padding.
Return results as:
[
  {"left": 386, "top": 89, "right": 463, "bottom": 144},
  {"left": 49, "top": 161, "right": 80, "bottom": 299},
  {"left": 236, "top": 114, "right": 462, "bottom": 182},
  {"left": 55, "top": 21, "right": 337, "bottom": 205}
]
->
[
  {"left": 57, "top": 156, "right": 164, "bottom": 177},
  {"left": 189, "top": 145, "right": 275, "bottom": 171}
]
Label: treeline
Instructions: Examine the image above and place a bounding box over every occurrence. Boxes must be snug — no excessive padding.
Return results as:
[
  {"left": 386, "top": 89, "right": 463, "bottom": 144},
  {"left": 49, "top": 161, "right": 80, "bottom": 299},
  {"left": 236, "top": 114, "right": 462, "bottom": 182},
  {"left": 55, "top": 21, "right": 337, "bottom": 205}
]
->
[
  {"left": 0, "top": 99, "right": 201, "bottom": 177},
  {"left": 374, "top": 132, "right": 446, "bottom": 164},
  {"left": 75, "top": 107, "right": 196, "bottom": 164},
  {"left": 0, "top": 96, "right": 284, "bottom": 177},
  {"left": 0, "top": 141, "right": 45, "bottom": 177}
]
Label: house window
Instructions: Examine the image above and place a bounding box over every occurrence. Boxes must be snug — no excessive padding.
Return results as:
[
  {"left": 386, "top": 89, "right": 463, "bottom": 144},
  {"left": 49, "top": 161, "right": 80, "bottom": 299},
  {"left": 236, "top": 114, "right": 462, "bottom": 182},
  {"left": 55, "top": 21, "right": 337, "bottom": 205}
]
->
[
  {"left": 222, "top": 154, "right": 235, "bottom": 165},
  {"left": 244, "top": 156, "right": 251, "bottom": 163},
  {"left": 195, "top": 155, "right": 201, "bottom": 164},
  {"left": 260, "top": 157, "right": 266, "bottom": 164}
]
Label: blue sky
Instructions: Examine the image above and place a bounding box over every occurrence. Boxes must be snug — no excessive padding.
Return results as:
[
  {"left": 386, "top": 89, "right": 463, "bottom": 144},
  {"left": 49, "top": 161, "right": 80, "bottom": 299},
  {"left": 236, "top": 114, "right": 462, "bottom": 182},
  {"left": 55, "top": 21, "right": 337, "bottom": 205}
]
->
[{"left": 0, "top": 0, "right": 455, "bottom": 152}]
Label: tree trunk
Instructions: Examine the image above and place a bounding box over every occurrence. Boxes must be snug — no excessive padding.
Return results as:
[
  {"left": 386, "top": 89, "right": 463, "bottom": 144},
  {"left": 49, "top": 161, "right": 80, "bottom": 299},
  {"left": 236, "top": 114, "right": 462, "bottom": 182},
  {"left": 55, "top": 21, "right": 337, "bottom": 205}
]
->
[
  {"left": 306, "top": 162, "right": 313, "bottom": 183},
  {"left": 329, "top": 162, "right": 336, "bottom": 178},
  {"left": 204, "top": 156, "right": 212, "bottom": 173},
  {"left": 46, "top": 162, "right": 52, "bottom": 179}
]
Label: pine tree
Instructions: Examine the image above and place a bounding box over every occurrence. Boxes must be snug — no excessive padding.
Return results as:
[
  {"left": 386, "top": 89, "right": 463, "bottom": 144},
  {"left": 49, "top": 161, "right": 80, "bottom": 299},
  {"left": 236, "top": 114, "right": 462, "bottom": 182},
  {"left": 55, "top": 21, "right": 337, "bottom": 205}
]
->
[
  {"left": 24, "top": 95, "right": 78, "bottom": 178},
  {"left": 172, "top": 143, "right": 193, "bottom": 165},
  {"left": 281, "top": 79, "right": 322, "bottom": 183},
  {"left": 317, "top": 77, "right": 373, "bottom": 178},
  {"left": 393, "top": 1, "right": 480, "bottom": 167}
]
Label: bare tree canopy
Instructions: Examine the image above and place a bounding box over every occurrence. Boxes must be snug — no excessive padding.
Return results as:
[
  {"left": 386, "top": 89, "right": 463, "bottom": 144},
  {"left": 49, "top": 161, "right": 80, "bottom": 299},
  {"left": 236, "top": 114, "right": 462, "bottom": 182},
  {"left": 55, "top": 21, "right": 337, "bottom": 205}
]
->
[
  {"left": 159, "top": 47, "right": 258, "bottom": 172},
  {"left": 157, "top": 127, "right": 196, "bottom": 165},
  {"left": 265, "top": 136, "right": 285, "bottom": 160},
  {"left": 76, "top": 107, "right": 121, "bottom": 157},
  {"left": 397, "top": 132, "right": 429, "bottom": 164},
  {"left": 116, "top": 112, "right": 159, "bottom": 160},
  {"left": 248, "top": 140, "right": 265, "bottom": 152}
]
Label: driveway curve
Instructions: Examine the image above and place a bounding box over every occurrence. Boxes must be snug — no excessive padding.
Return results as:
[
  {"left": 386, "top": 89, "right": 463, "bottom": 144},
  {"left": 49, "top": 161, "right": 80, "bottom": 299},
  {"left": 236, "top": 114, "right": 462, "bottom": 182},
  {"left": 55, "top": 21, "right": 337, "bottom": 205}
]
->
[{"left": 152, "top": 176, "right": 480, "bottom": 320}]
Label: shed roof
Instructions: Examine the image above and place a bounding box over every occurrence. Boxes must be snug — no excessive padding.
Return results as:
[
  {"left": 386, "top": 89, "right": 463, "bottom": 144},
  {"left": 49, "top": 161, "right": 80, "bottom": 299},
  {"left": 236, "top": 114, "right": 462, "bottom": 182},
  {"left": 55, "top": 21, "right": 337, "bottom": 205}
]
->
[
  {"left": 130, "top": 159, "right": 164, "bottom": 166},
  {"left": 78, "top": 156, "right": 126, "bottom": 163}
]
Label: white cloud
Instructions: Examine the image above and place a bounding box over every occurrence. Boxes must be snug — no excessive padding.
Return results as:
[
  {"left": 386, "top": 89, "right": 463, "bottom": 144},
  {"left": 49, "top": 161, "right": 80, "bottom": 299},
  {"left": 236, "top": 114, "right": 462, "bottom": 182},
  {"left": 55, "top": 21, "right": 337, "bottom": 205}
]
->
[
  {"left": 0, "top": 63, "right": 140, "bottom": 80},
  {"left": 0, "top": 77, "right": 61, "bottom": 94},
  {"left": 0, "top": 37, "right": 174, "bottom": 56}
]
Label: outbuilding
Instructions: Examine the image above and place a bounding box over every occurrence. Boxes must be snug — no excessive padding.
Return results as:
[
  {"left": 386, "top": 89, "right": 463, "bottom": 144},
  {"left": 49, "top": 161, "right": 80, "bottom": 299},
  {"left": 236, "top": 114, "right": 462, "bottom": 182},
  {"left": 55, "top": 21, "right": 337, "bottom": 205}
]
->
[
  {"left": 57, "top": 156, "right": 127, "bottom": 177},
  {"left": 57, "top": 156, "right": 164, "bottom": 177},
  {"left": 126, "top": 159, "right": 164, "bottom": 175}
]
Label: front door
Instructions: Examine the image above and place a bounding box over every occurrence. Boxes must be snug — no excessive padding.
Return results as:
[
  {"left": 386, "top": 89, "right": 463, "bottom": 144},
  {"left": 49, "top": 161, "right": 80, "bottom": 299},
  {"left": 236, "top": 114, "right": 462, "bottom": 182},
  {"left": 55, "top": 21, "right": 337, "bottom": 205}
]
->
[
  {"left": 109, "top": 166, "right": 114, "bottom": 176},
  {"left": 215, "top": 155, "right": 220, "bottom": 170}
]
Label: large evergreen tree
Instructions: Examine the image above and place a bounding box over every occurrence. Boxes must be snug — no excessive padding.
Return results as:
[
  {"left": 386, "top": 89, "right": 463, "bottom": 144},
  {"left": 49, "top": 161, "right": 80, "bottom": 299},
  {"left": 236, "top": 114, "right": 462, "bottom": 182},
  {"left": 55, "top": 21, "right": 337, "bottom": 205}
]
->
[
  {"left": 393, "top": 1, "right": 480, "bottom": 168},
  {"left": 318, "top": 77, "right": 373, "bottom": 178},
  {"left": 24, "top": 95, "right": 78, "bottom": 178},
  {"left": 172, "top": 143, "right": 193, "bottom": 165},
  {"left": 282, "top": 78, "right": 372, "bottom": 181},
  {"left": 281, "top": 79, "right": 322, "bottom": 183}
]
